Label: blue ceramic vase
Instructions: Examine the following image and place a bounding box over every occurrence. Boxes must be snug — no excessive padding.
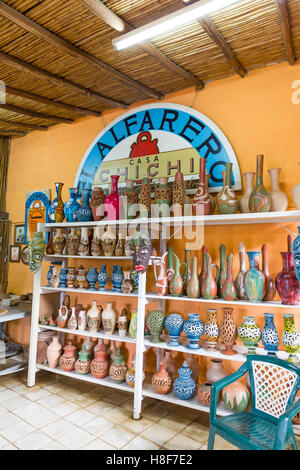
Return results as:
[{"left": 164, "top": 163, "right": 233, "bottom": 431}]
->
[
  {"left": 87, "top": 267, "right": 98, "bottom": 290},
  {"left": 244, "top": 251, "right": 266, "bottom": 302},
  {"left": 293, "top": 227, "right": 300, "bottom": 282},
  {"left": 183, "top": 313, "right": 204, "bottom": 350},
  {"left": 262, "top": 313, "right": 279, "bottom": 356},
  {"left": 74, "top": 188, "right": 93, "bottom": 222},
  {"left": 174, "top": 361, "right": 196, "bottom": 400},
  {"left": 59, "top": 268, "right": 68, "bottom": 288},
  {"left": 111, "top": 265, "right": 118, "bottom": 291},
  {"left": 46, "top": 265, "right": 54, "bottom": 287},
  {"left": 165, "top": 313, "right": 184, "bottom": 347},
  {"left": 98, "top": 265, "right": 108, "bottom": 290},
  {"left": 64, "top": 188, "right": 80, "bottom": 222},
  {"left": 114, "top": 266, "right": 124, "bottom": 292}
]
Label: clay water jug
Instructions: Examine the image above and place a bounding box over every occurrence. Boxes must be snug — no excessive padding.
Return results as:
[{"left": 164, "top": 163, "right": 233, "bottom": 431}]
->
[
  {"left": 90, "top": 346, "right": 109, "bottom": 379},
  {"left": 59, "top": 340, "right": 77, "bottom": 372},
  {"left": 152, "top": 362, "right": 172, "bottom": 394}
]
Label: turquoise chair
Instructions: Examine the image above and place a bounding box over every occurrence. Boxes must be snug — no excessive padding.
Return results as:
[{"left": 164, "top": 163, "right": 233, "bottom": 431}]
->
[{"left": 208, "top": 355, "right": 300, "bottom": 450}]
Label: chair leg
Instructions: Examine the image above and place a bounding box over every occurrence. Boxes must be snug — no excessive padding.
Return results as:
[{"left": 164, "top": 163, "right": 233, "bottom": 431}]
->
[{"left": 207, "top": 427, "right": 216, "bottom": 450}]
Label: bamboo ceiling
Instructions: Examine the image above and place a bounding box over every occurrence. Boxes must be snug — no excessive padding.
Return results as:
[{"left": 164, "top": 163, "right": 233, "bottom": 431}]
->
[{"left": 0, "top": 0, "right": 298, "bottom": 137}]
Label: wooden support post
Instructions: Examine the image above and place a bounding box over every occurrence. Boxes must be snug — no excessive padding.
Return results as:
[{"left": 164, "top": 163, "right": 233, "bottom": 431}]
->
[{"left": 276, "top": 0, "right": 296, "bottom": 65}]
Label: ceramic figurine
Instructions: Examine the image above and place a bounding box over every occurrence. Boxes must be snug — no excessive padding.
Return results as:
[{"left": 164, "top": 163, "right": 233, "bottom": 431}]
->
[
  {"left": 238, "top": 316, "right": 262, "bottom": 355},
  {"left": 206, "top": 174, "right": 215, "bottom": 214},
  {"left": 146, "top": 310, "right": 165, "bottom": 343},
  {"left": 76, "top": 265, "right": 86, "bottom": 289},
  {"left": 98, "top": 265, "right": 108, "bottom": 290},
  {"left": 153, "top": 252, "right": 168, "bottom": 296},
  {"left": 183, "top": 313, "right": 204, "bottom": 350},
  {"left": 139, "top": 176, "right": 151, "bottom": 217},
  {"left": 104, "top": 175, "right": 121, "bottom": 220},
  {"left": 67, "top": 307, "right": 78, "bottom": 330},
  {"left": 102, "top": 302, "right": 117, "bottom": 335},
  {"left": 221, "top": 254, "right": 237, "bottom": 301},
  {"left": 91, "top": 226, "right": 102, "bottom": 257},
  {"left": 275, "top": 252, "right": 300, "bottom": 305},
  {"left": 101, "top": 226, "right": 117, "bottom": 257},
  {"left": 217, "top": 244, "right": 227, "bottom": 298},
  {"left": 90, "top": 186, "right": 105, "bottom": 221},
  {"left": 239, "top": 172, "right": 255, "bottom": 213},
  {"left": 198, "top": 382, "right": 219, "bottom": 407},
  {"left": 172, "top": 171, "right": 186, "bottom": 214},
  {"left": 154, "top": 177, "right": 172, "bottom": 217},
  {"left": 152, "top": 362, "right": 172, "bottom": 394},
  {"left": 75, "top": 346, "right": 90, "bottom": 375},
  {"left": 244, "top": 251, "right": 266, "bottom": 302},
  {"left": 65, "top": 228, "right": 80, "bottom": 256},
  {"left": 182, "top": 249, "right": 192, "bottom": 294},
  {"left": 118, "top": 308, "right": 128, "bottom": 337},
  {"left": 64, "top": 188, "right": 80, "bottom": 222},
  {"left": 47, "top": 336, "right": 62, "bottom": 368},
  {"left": 262, "top": 313, "right": 279, "bottom": 356},
  {"left": 174, "top": 361, "right": 196, "bottom": 400},
  {"left": 192, "top": 157, "right": 212, "bottom": 216},
  {"left": 87, "top": 301, "right": 102, "bottom": 333},
  {"left": 206, "top": 359, "right": 227, "bottom": 383},
  {"left": 282, "top": 313, "right": 300, "bottom": 364},
  {"left": 74, "top": 188, "right": 93, "bottom": 222},
  {"left": 220, "top": 307, "right": 237, "bottom": 355},
  {"left": 50, "top": 267, "right": 59, "bottom": 288},
  {"left": 90, "top": 346, "right": 109, "bottom": 379},
  {"left": 124, "top": 179, "right": 139, "bottom": 220},
  {"left": 114, "top": 266, "right": 124, "bottom": 292},
  {"left": 59, "top": 340, "right": 77, "bottom": 372},
  {"left": 78, "top": 227, "right": 90, "bottom": 256},
  {"left": 48, "top": 182, "right": 64, "bottom": 223},
  {"left": 201, "top": 251, "right": 219, "bottom": 300},
  {"left": 234, "top": 242, "right": 248, "bottom": 300},
  {"left": 165, "top": 313, "right": 184, "bottom": 347},
  {"left": 249, "top": 154, "right": 272, "bottom": 212},
  {"left": 216, "top": 163, "right": 238, "bottom": 214},
  {"left": 121, "top": 271, "right": 133, "bottom": 294},
  {"left": 293, "top": 227, "right": 300, "bottom": 281},
  {"left": 186, "top": 256, "right": 200, "bottom": 299},
  {"left": 86, "top": 267, "right": 98, "bottom": 290},
  {"left": 46, "top": 265, "right": 54, "bottom": 287},
  {"left": 222, "top": 381, "right": 250, "bottom": 412},
  {"left": 78, "top": 309, "right": 87, "bottom": 331},
  {"left": 129, "top": 310, "right": 138, "bottom": 339},
  {"left": 204, "top": 309, "right": 220, "bottom": 351},
  {"left": 28, "top": 232, "right": 45, "bottom": 273},
  {"left": 268, "top": 168, "right": 288, "bottom": 211},
  {"left": 261, "top": 244, "right": 276, "bottom": 301},
  {"left": 66, "top": 267, "right": 76, "bottom": 288},
  {"left": 109, "top": 348, "right": 127, "bottom": 383}
]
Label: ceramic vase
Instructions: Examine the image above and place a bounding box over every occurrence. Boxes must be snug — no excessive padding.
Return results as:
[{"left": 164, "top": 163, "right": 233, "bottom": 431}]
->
[
  {"left": 47, "top": 336, "right": 62, "bottom": 368},
  {"left": 91, "top": 226, "right": 102, "bottom": 256},
  {"left": 48, "top": 182, "right": 64, "bottom": 223},
  {"left": 87, "top": 301, "right": 102, "bottom": 333},
  {"left": 185, "top": 353, "right": 200, "bottom": 384},
  {"left": 67, "top": 307, "right": 77, "bottom": 330},
  {"left": 204, "top": 309, "right": 220, "bottom": 351},
  {"left": 201, "top": 251, "right": 219, "bottom": 300},
  {"left": 101, "top": 226, "right": 117, "bottom": 256},
  {"left": 124, "top": 179, "right": 139, "bottom": 220},
  {"left": 275, "top": 252, "right": 300, "bottom": 305},
  {"left": 192, "top": 157, "right": 212, "bottom": 216},
  {"left": 155, "top": 177, "right": 172, "bottom": 218},
  {"left": 64, "top": 188, "right": 80, "bottom": 222},
  {"left": 109, "top": 348, "right": 127, "bottom": 383},
  {"left": 216, "top": 163, "right": 238, "bottom": 214},
  {"left": 114, "top": 266, "right": 124, "bottom": 292},
  {"left": 98, "top": 265, "right": 108, "bottom": 290},
  {"left": 186, "top": 256, "right": 200, "bottom": 299},
  {"left": 50, "top": 267, "right": 59, "bottom": 288},
  {"left": 118, "top": 308, "right": 128, "bottom": 337},
  {"left": 57, "top": 303, "right": 70, "bottom": 328},
  {"left": 174, "top": 361, "right": 196, "bottom": 400},
  {"left": 75, "top": 347, "right": 90, "bottom": 375},
  {"left": 65, "top": 228, "right": 80, "bottom": 256},
  {"left": 169, "top": 254, "right": 184, "bottom": 296},
  {"left": 217, "top": 244, "right": 227, "bottom": 298},
  {"left": 90, "top": 186, "right": 105, "bottom": 221},
  {"left": 125, "top": 236, "right": 133, "bottom": 257},
  {"left": 102, "top": 302, "right": 117, "bottom": 335},
  {"left": 220, "top": 307, "right": 237, "bottom": 356},
  {"left": 293, "top": 227, "right": 300, "bottom": 281},
  {"left": 268, "top": 168, "right": 288, "bottom": 212},
  {"left": 239, "top": 172, "right": 255, "bottom": 213},
  {"left": 76, "top": 265, "right": 86, "bottom": 289},
  {"left": 66, "top": 267, "right": 76, "bottom": 288},
  {"left": 222, "top": 381, "right": 250, "bottom": 412},
  {"left": 90, "top": 346, "right": 109, "bottom": 379},
  {"left": 130, "top": 269, "right": 139, "bottom": 292},
  {"left": 78, "top": 227, "right": 89, "bottom": 256},
  {"left": 282, "top": 314, "right": 300, "bottom": 364},
  {"left": 182, "top": 249, "right": 192, "bottom": 294},
  {"left": 78, "top": 309, "right": 87, "bottom": 331},
  {"left": 206, "top": 359, "right": 227, "bottom": 383},
  {"left": 165, "top": 313, "right": 184, "bottom": 347},
  {"left": 74, "top": 188, "right": 93, "bottom": 222},
  {"left": 139, "top": 176, "right": 151, "bottom": 217},
  {"left": 206, "top": 174, "right": 215, "bottom": 214},
  {"left": 59, "top": 340, "right": 77, "bottom": 372},
  {"left": 221, "top": 254, "right": 237, "bottom": 301},
  {"left": 46, "top": 265, "right": 54, "bottom": 287},
  {"left": 126, "top": 357, "right": 142, "bottom": 388},
  {"left": 262, "top": 313, "right": 279, "bottom": 356},
  {"left": 261, "top": 244, "right": 276, "bottom": 301},
  {"left": 198, "top": 382, "right": 220, "bottom": 406},
  {"left": 104, "top": 175, "right": 121, "bottom": 220},
  {"left": 183, "top": 313, "right": 204, "bottom": 350},
  {"left": 115, "top": 236, "right": 124, "bottom": 257},
  {"left": 238, "top": 316, "right": 262, "bottom": 354},
  {"left": 249, "top": 154, "right": 272, "bottom": 212},
  {"left": 153, "top": 252, "right": 168, "bottom": 296},
  {"left": 121, "top": 271, "right": 133, "bottom": 294},
  {"left": 244, "top": 251, "right": 266, "bottom": 302},
  {"left": 146, "top": 310, "right": 165, "bottom": 343},
  {"left": 152, "top": 363, "right": 172, "bottom": 394},
  {"left": 172, "top": 171, "right": 186, "bottom": 215},
  {"left": 111, "top": 265, "right": 118, "bottom": 291},
  {"left": 53, "top": 228, "right": 65, "bottom": 255},
  {"left": 46, "top": 229, "right": 54, "bottom": 255},
  {"left": 234, "top": 242, "right": 248, "bottom": 300},
  {"left": 87, "top": 267, "right": 98, "bottom": 290}
]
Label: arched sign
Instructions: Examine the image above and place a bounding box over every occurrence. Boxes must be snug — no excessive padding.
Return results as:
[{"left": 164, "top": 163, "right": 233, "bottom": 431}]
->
[{"left": 74, "top": 103, "right": 241, "bottom": 193}]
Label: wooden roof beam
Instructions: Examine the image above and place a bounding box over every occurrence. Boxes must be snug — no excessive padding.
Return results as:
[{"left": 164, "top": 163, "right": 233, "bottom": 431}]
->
[
  {"left": 5, "top": 86, "right": 102, "bottom": 118},
  {"left": 0, "top": 1, "right": 163, "bottom": 101},
  {"left": 0, "top": 118, "right": 47, "bottom": 131},
  {"left": 81, "top": 0, "right": 126, "bottom": 31},
  {"left": 276, "top": 0, "right": 296, "bottom": 65},
  {"left": 0, "top": 51, "right": 127, "bottom": 109},
  {"left": 0, "top": 103, "right": 74, "bottom": 124},
  {"left": 0, "top": 129, "right": 27, "bottom": 136}
]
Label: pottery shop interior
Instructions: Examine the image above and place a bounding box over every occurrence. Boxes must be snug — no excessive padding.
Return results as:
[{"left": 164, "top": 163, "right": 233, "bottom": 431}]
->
[{"left": 1, "top": 0, "right": 300, "bottom": 454}]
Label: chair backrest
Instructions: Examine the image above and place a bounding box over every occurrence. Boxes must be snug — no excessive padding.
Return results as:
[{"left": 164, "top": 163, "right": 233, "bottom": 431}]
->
[{"left": 247, "top": 355, "right": 300, "bottom": 422}]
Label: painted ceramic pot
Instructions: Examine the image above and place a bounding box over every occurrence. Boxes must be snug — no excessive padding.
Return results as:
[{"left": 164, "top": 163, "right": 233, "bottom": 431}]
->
[
  {"left": 222, "top": 380, "right": 250, "bottom": 412},
  {"left": 102, "top": 302, "right": 117, "bottom": 335},
  {"left": 201, "top": 251, "right": 219, "bottom": 300},
  {"left": 91, "top": 226, "right": 102, "bottom": 256},
  {"left": 234, "top": 242, "right": 248, "bottom": 300},
  {"left": 139, "top": 176, "right": 151, "bottom": 217},
  {"left": 238, "top": 316, "right": 262, "bottom": 354},
  {"left": 268, "top": 168, "right": 288, "bottom": 212},
  {"left": 64, "top": 187, "right": 80, "bottom": 222},
  {"left": 155, "top": 177, "right": 172, "bottom": 218},
  {"left": 74, "top": 188, "right": 93, "bottom": 222},
  {"left": 183, "top": 313, "right": 204, "bottom": 350},
  {"left": 53, "top": 228, "right": 65, "bottom": 255},
  {"left": 275, "top": 252, "right": 300, "bottom": 305},
  {"left": 174, "top": 361, "right": 196, "bottom": 400},
  {"left": 186, "top": 256, "right": 200, "bottom": 299},
  {"left": 221, "top": 254, "right": 237, "bottom": 301},
  {"left": 66, "top": 267, "right": 76, "bottom": 288},
  {"left": 198, "top": 382, "right": 220, "bottom": 407},
  {"left": 165, "top": 313, "right": 184, "bottom": 347},
  {"left": 216, "top": 163, "right": 238, "bottom": 214},
  {"left": 67, "top": 307, "right": 78, "bottom": 330},
  {"left": 75, "top": 347, "right": 90, "bottom": 375},
  {"left": 204, "top": 309, "right": 220, "bottom": 351},
  {"left": 65, "top": 228, "right": 80, "bottom": 256},
  {"left": 152, "top": 363, "right": 172, "bottom": 394},
  {"left": 293, "top": 226, "right": 300, "bottom": 281},
  {"left": 98, "top": 265, "right": 108, "bottom": 290},
  {"left": 111, "top": 265, "right": 118, "bottom": 291},
  {"left": 146, "top": 310, "right": 165, "bottom": 343},
  {"left": 58, "top": 267, "right": 68, "bottom": 288},
  {"left": 104, "top": 175, "right": 121, "bottom": 220},
  {"left": 101, "top": 226, "right": 117, "bottom": 256},
  {"left": 282, "top": 314, "right": 300, "bottom": 364},
  {"left": 244, "top": 251, "right": 266, "bottom": 302},
  {"left": 239, "top": 172, "right": 255, "bottom": 213},
  {"left": 87, "top": 267, "right": 98, "bottom": 290},
  {"left": 262, "top": 313, "right": 280, "bottom": 356},
  {"left": 118, "top": 308, "right": 128, "bottom": 337},
  {"left": 206, "top": 359, "right": 227, "bottom": 383},
  {"left": 220, "top": 307, "right": 237, "bottom": 356},
  {"left": 90, "top": 186, "right": 105, "bottom": 221},
  {"left": 192, "top": 157, "right": 212, "bottom": 216},
  {"left": 114, "top": 266, "right": 124, "bottom": 292},
  {"left": 87, "top": 301, "right": 102, "bottom": 333},
  {"left": 78, "top": 227, "right": 89, "bottom": 256},
  {"left": 50, "top": 267, "right": 59, "bottom": 288},
  {"left": 129, "top": 310, "right": 138, "bottom": 339},
  {"left": 121, "top": 271, "right": 134, "bottom": 294},
  {"left": 28, "top": 232, "right": 45, "bottom": 273},
  {"left": 261, "top": 244, "right": 276, "bottom": 301},
  {"left": 57, "top": 305, "right": 70, "bottom": 329},
  {"left": 249, "top": 154, "right": 272, "bottom": 213},
  {"left": 109, "top": 348, "right": 127, "bottom": 383},
  {"left": 90, "top": 346, "right": 109, "bottom": 379},
  {"left": 76, "top": 265, "right": 86, "bottom": 289},
  {"left": 47, "top": 336, "right": 62, "bottom": 368},
  {"left": 124, "top": 179, "right": 139, "bottom": 220},
  {"left": 169, "top": 254, "right": 184, "bottom": 296},
  {"left": 48, "top": 182, "right": 64, "bottom": 223},
  {"left": 217, "top": 244, "right": 227, "bottom": 298},
  {"left": 59, "top": 340, "right": 77, "bottom": 372},
  {"left": 46, "top": 265, "right": 54, "bottom": 287}
]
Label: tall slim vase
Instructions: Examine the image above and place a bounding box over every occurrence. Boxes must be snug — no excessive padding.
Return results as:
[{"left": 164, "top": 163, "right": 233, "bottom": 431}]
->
[
  {"left": 249, "top": 154, "right": 272, "bottom": 213},
  {"left": 192, "top": 157, "right": 212, "bottom": 216}
]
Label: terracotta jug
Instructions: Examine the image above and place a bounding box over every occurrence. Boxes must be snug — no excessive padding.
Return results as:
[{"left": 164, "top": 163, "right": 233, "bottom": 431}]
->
[
  {"left": 153, "top": 252, "right": 168, "bottom": 296},
  {"left": 187, "top": 256, "right": 200, "bottom": 298},
  {"left": 151, "top": 362, "right": 172, "bottom": 394},
  {"left": 47, "top": 336, "right": 62, "bottom": 368},
  {"left": 268, "top": 168, "right": 288, "bottom": 212},
  {"left": 59, "top": 340, "right": 77, "bottom": 372},
  {"left": 239, "top": 172, "right": 255, "bottom": 213},
  {"left": 90, "top": 346, "right": 109, "bottom": 379},
  {"left": 193, "top": 157, "right": 212, "bottom": 216},
  {"left": 234, "top": 242, "right": 248, "bottom": 300},
  {"left": 261, "top": 244, "right": 276, "bottom": 301},
  {"left": 201, "top": 251, "right": 219, "bottom": 300},
  {"left": 221, "top": 254, "right": 237, "bottom": 301}
]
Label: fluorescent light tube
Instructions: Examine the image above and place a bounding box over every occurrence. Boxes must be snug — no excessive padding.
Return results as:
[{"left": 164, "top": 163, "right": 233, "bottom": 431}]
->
[{"left": 113, "top": 0, "right": 241, "bottom": 50}]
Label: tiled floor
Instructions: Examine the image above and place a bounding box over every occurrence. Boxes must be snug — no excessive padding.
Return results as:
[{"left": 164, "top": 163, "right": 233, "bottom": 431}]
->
[{"left": 0, "top": 370, "right": 298, "bottom": 450}]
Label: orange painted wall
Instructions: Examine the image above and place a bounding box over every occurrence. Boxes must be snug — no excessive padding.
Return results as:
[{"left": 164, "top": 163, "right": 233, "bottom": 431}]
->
[{"left": 5, "top": 61, "right": 300, "bottom": 377}]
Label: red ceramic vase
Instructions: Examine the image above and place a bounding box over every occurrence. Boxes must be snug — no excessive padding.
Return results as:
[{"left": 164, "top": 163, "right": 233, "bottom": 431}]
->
[
  {"left": 275, "top": 252, "right": 300, "bottom": 305},
  {"left": 104, "top": 175, "right": 121, "bottom": 220}
]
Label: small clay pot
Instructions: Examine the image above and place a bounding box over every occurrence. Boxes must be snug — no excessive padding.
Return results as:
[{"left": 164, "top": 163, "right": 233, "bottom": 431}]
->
[
  {"left": 151, "top": 363, "right": 172, "bottom": 394},
  {"left": 197, "top": 381, "right": 220, "bottom": 407}
]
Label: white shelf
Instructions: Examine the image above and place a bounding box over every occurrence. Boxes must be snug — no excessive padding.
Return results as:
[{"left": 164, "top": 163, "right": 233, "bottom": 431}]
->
[
  {"left": 146, "top": 293, "right": 300, "bottom": 310},
  {"left": 0, "top": 306, "right": 31, "bottom": 323},
  {"left": 37, "top": 364, "right": 134, "bottom": 393},
  {"left": 142, "top": 384, "right": 232, "bottom": 417},
  {"left": 40, "top": 286, "right": 139, "bottom": 297},
  {"left": 39, "top": 324, "right": 136, "bottom": 344},
  {"left": 44, "top": 254, "right": 161, "bottom": 264}
]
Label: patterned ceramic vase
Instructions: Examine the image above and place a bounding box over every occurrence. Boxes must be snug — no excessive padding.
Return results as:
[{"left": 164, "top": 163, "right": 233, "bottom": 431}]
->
[
  {"left": 155, "top": 177, "right": 172, "bottom": 218},
  {"left": 65, "top": 228, "right": 80, "bottom": 256},
  {"left": 57, "top": 304, "right": 70, "bottom": 328},
  {"left": 206, "top": 359, "right": 227, "bottom": 383},
  {"left": 204, "top": 309, "right": 220, "bottom": 351},
  {"left": 198, "top": 382, "right": 220, "bottom": 407},
  {"left": 244, "top": 251, "right": 266, "bottom": 302},
  {"left": 172, "top": 171, "right": 186, "bottom": 214},
  {"left": 146, "top": 310, "right": 165, "bottom": 343},
  {"left": 66, "top": 267, "right": 76, "bottom": 288},
  {"left": 192, "top": 157, "right": 212, "bottom": 216},
  {"left": 75, "top": 265, "right": 86, "bottom": 289},
  {"left": 121, "top": 271, "right": 134, "bottom": 294},
  {"left": 220, "top": 307, "right": 238, "bottom": 355},
  {"left": 222, "top": 380, "right": 250, "bottom": 412},
  {"left": 238, "top": 316, "right": 262, "bottom": 354},
  {"left": 67, "top": 307, "right": 77, "bottom": 330},
  {"left": 111, "top": 265, "right": 118, "bottom": 291},
  {"left": 201, "top": 251, "right": 219, "bottom": 300},
  {"left": 75, "top": 347, "right": 90, "bottom": 375},
  {"left": 124, "top": 179, "right": 139, "bottom": 220},
  {"left": 249, "top": 154, "right": 272, "bottom": 212},
  {"left": 293, "top": 226, "right": 300, "bottom": 281},
  {"left": 129, "top": 310, "right": 138, "bottom": 339},
  {"left": 48, "top": 182, "right": 64, "bottom": 223},
  {"left": 90, "top": 346, "right": 109, "bottom": 379},
  {"left": 91, "top": 226, "right": 102, "bottom": 256},
  {"left": 216, "top": 163, "right": 238, "bottom": 214},
  {"left": 217, "top": 244, "right": 227, "bottom": 298},
  {"left": 262, "top": 313, "right": 280, "bottom": 356},
  {"left": 90, "top": 186, "right": 105, "bottom": 221},
  {"left": 139, "top": 176, "right": 151, "bottom": 217},
  {"left": 282, "top": 314, "right": 300, "bottom": 364},
  {"left": 262, "top": 244, "right": 276, "bottom": 301},
  {"left": 221, "top": 254, "right": 237, "bottom": 301},
  {"left": 102, "top": 302, "right": 117, "bottom": 335},
  {"left": 78, "top": 227, "right": 89, "bottom": 256},
  {"left": 98, "top": 265, "right": 108, "bottom": 290},
  {"left": 109, "top": 348, "right": 127, "bottom": 384},
  {"left": 183, "top": 313, "right": 204, "bottom": 350},
  {"left": 165, "top": 313, "right": 184, "bottom": 347},
  {"left": 64, "top": 188, "right": 80, "bottom": 222},
  {"left": 53, "top": 228, "right": 65, "bottom": 255},
  {"left": 174, "top": 361, "right": 196, "bottom": 400},
  {"left": 104, "top": 175, "right": 121, "bottom": 220},
  {"left": 169, "top": 254, "right": 184, "bottom": 296},
  {"left": 59, "top": 340, "right": 77, "bottom": 372},
  {"left": 78, "top": 309, "right": 87, "bottom": 331},
  {"left": 234, "top": 242, "right": 248, "bottom": 300},
  {"left": 87, "top": 301, "right": 102, "bottom": 333},
  {"left": 114, "top": 266, "right": 124, "bottom": 292},
  {"left": 74, "top": 188, "right": 93, "bottom": 222},
  {"left": 152, "top": 363, "right": 172, "bottom": 394},
  {"left": 126, "top": 359, "right": 136, "bottom": 388},
  {"left": 46, "top": 265, "right": 54, "bottom": 287},
  {"left": 50, "top": 267, "right": 59, "bottom": 288},
  {"left": 118, "top": 308, "right": 128, "bottom": 337},
  {"left": 101, "top": 226, "right": 117, "bottom": 256},
  {"left": 87, "top": 267, "right": 98, "bottom": 290},
  {"left": 58, "top": 267, "right": 68, "bottom": 288},
  {"left": 275, "top": 252, "right": 300, "bottom": 305}
]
